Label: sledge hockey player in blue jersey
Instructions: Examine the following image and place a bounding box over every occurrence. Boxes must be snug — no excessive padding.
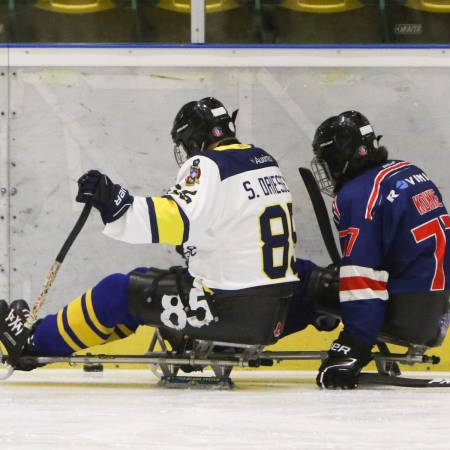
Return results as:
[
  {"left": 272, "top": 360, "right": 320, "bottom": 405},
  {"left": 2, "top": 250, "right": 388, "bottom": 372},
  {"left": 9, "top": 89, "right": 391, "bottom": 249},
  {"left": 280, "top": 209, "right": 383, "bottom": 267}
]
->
[
  {"left": 0, "top": 97, "right": 335, "bottom": 370},
  {"left": 311, "top": 110, "right": 450, "bottom": 390}
]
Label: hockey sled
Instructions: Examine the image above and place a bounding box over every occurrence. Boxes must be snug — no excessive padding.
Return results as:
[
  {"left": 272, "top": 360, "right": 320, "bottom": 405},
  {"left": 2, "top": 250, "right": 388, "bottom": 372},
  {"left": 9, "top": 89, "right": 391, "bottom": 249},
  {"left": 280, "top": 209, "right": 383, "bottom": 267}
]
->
[
  {"left": 1, "top": 168, "right": 450, "bottom": 388},
  {"left": 1, "top": 318, "right": 449, "bottom": 388}
]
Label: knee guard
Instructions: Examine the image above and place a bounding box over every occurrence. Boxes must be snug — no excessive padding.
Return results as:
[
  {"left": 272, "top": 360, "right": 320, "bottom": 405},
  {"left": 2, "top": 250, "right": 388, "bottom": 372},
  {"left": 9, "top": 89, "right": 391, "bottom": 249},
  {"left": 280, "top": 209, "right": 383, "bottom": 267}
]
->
[
  {"left": 128, "top": 266, "right": 193, "bottom": 324},
  {"left": 307, "top": 265, "right": 341, "bottom": 319}
]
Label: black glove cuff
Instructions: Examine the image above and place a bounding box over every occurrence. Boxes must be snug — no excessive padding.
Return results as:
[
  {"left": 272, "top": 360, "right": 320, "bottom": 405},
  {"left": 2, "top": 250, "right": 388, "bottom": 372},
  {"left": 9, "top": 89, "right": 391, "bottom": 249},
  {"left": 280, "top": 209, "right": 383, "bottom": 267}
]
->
[{"left": 328, "top": 331, "right": 373, "bottom": 366}]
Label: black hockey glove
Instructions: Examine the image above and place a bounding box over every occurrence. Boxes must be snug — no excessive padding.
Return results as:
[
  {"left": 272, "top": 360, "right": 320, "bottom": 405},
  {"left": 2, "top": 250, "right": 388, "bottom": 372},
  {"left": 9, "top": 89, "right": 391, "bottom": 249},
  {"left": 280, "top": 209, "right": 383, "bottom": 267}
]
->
[
  {"left": 316, "top": 331, "right": 373, "bottom": 390},
  {"left": 76, "top": 169, "right": 134, "bottom": 224}
]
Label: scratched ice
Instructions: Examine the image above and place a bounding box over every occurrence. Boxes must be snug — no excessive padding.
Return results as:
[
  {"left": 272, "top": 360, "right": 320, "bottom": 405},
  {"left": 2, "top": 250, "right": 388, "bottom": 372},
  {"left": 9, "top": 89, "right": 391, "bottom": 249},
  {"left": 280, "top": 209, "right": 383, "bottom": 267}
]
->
[{"left": 1, "top": 369, "right": 450, "bottom": 450}]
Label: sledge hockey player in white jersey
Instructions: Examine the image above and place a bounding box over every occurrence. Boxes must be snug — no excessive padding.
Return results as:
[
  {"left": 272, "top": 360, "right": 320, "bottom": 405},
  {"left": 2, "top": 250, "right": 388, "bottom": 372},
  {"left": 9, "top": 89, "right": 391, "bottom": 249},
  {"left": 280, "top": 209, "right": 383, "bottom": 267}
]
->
[
  {"left": 0, "top": 97, "right": 306, "bottom": 368},
  {"left": 311, "top": 110, "right": 450, "bottom": 390}
]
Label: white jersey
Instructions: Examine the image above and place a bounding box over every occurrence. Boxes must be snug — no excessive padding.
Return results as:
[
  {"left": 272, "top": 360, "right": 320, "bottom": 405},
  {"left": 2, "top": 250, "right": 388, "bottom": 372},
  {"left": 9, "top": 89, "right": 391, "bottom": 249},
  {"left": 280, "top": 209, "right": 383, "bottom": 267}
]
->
[{"left": 103, "top": 143, "right": 298, "bottom": 291}]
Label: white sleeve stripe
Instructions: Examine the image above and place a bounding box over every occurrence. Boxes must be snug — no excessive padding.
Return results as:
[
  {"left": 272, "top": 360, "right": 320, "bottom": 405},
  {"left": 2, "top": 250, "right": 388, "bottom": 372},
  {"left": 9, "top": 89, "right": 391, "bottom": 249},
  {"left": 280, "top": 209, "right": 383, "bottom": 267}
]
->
[
  {"left": 340, "top": 288, "right": 389, "bottom": 302},
  {"left": 340, "top": 265, "right": 389, "bottom": 282}
]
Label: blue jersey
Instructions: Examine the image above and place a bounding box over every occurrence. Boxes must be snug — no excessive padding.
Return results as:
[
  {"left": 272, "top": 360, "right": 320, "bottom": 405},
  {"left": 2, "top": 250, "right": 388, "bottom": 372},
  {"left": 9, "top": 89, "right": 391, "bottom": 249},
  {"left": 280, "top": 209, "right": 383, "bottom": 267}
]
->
[{"left": 333, "top": 159, "right": 450, "bottom": 344}]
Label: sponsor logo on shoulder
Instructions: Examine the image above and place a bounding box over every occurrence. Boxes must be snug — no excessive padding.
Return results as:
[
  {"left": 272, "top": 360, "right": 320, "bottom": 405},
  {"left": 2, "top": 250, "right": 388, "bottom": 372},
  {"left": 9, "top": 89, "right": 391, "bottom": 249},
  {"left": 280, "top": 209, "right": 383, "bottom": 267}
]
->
[
  {"left": 253, "top": 155, "right": 273, "bottom": 164},
  {"left": 403, "top": 173, "right": 430, "bottom": 186},
  {"left": 387, "top": 190, "right": 399, "bottom": 203},
  {"left": 396, "top": 180, "right": 409, "bottom": 190}
]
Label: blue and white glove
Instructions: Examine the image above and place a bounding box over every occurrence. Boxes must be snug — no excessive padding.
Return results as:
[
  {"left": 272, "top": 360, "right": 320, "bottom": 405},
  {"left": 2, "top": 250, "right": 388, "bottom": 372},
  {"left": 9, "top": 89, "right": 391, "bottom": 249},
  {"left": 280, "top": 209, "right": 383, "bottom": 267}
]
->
[
  {"left": 316, "top": 331, "right": 373, "bottom": 390},
  {"left": 76, "top": 170, "right": 134, "bottom": 224}
]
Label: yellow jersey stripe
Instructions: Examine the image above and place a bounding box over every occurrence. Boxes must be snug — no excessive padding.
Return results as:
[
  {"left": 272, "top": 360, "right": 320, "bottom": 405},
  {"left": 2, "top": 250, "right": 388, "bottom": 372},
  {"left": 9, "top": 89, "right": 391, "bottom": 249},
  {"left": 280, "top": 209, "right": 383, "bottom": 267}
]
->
[{"left": 152, "top": 197, "right": 185, "bottom": 245}]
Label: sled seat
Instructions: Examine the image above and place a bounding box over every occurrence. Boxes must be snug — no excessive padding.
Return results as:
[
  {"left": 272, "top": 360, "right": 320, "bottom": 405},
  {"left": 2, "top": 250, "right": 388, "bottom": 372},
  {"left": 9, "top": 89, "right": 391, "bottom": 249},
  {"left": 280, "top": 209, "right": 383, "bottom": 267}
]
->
[{"left": 309, "top": 265, "right": 450, "bottom": 348}]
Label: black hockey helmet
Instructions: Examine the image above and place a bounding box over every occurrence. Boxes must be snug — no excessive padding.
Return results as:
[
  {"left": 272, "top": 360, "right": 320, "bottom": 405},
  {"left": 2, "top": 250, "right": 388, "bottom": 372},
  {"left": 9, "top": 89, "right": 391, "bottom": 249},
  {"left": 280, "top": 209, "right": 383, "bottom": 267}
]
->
[
  {"left": 311, "top": 110, "right": 379, "bottom": 196},
  {"left": 171, "top": 97, "right": 238, "bottom": 166}
]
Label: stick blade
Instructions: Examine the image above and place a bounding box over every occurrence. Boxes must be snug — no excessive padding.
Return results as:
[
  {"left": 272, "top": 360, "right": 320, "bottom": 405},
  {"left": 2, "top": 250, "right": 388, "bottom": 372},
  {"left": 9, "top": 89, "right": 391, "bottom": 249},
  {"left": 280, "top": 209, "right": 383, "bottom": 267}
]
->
[{"left": 358, "top": 372, "right": 450, "bottom": 388}]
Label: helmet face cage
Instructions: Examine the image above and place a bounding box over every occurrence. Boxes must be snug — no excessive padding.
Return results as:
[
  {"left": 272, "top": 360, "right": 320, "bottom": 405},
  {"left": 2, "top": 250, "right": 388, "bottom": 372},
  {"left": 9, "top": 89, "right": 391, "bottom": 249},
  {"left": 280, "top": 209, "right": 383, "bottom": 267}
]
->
[
  {"left": 311, "top": 156, "right": 335, "bottom": 197},
  {"left": 173, "top": 142, "right": 189, "bottom": 167}
]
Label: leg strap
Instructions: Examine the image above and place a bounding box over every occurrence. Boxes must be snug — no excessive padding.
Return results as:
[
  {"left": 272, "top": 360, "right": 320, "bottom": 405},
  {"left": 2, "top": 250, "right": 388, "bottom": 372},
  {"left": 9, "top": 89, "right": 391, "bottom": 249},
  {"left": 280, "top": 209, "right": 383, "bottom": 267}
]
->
[{"left": 307, "top": 265, "right": 341, "bottom": 319}]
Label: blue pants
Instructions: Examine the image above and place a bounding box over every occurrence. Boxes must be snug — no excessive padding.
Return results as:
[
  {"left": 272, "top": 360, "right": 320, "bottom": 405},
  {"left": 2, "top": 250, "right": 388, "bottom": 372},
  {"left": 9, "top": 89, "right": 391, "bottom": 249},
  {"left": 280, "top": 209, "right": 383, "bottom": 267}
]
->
[{"left": 33, "top": 268, "right": 147, "bottom": 356}]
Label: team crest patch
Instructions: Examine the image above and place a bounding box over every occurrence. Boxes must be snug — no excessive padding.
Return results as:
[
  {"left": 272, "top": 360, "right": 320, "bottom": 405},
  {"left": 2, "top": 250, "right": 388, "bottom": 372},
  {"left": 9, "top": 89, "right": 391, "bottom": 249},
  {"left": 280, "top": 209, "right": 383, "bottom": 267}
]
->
[
  {"left": 212, "top": 126, "right": 223, "bottom": 137},
  {"left": 185, "top": 159, "right": 201, "bottom": 186},
  {"left": 358, "top": 145, "right": 368, "bottom": 155}
]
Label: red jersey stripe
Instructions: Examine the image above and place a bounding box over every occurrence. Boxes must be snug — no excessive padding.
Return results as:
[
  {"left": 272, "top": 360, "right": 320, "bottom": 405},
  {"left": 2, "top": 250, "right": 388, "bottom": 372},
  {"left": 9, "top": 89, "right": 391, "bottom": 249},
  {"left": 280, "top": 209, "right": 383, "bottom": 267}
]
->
[
  {"left": 365, "top": 161, "right": 411, "bottom": 220},
  {"left": 340, "top": 276, "right": 388, "bottom": 292}
]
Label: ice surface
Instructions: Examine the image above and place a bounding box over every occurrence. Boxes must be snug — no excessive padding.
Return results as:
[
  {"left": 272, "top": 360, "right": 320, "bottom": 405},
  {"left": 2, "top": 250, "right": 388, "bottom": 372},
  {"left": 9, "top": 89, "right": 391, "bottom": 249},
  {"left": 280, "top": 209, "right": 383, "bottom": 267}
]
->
[{"left": 1, "top": 369, "right": 450, "bottom": 449}]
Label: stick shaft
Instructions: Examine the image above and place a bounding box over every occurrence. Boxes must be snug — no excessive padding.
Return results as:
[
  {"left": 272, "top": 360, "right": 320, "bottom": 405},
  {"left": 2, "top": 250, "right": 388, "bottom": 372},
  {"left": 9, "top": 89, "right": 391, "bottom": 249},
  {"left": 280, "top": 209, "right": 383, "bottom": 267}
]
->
[
  {"left": 24, "top": 204, "right": 92, "bottom": 329},
  {"left": 298, "top": 167, "right": 341, "bottom": 265}
]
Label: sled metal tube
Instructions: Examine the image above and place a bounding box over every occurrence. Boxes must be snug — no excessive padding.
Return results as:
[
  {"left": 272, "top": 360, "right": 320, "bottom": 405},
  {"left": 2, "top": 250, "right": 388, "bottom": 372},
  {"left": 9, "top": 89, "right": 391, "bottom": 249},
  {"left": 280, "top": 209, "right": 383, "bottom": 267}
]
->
[
  {"left": 262, "top": 351, "right": 326, "bottom": 360},
  {"left": 1, "top": 351, "right": 438, "bottom": 375},
  {"left": 21, "top": 351, "right": 328, "bottom": 365},
  {"left": 373, "top": 353, "right": 440, "bottom": 365},
  {"left": 17, "top": 354, "right": 252, "bottom": 368}
]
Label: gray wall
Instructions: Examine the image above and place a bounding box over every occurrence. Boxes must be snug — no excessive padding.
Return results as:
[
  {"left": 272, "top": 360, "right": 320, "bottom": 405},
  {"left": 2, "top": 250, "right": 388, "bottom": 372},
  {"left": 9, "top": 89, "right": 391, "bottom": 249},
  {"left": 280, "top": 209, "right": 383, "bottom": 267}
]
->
[{"left": 3, "top": 53, "right": 450, "bottom": 314}]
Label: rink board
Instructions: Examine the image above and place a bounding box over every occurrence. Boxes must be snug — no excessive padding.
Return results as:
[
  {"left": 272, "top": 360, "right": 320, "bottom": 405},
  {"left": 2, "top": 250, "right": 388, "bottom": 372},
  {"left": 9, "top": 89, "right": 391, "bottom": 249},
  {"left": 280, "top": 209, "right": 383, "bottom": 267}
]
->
[{"left": 0, "top": 47, "right": 449, "bottom": 373}]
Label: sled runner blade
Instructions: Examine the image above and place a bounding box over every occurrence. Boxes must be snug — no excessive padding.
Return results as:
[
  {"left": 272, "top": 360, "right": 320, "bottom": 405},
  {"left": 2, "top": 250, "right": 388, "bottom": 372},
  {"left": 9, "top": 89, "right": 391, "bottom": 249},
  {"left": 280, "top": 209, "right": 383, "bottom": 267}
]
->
[{"left": 158, "top": 375, "right": 235, "bottom": 389}]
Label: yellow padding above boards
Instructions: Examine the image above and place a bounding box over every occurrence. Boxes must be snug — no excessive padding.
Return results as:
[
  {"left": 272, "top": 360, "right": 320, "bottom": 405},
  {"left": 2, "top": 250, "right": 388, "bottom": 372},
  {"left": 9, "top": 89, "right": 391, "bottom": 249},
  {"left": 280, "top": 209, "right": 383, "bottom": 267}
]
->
[
  {"left": 35, "top": 0, "right": 116, "bottom": 14},
  {"left": 157, "top": 0, "right": 240, "bottom": 13},
  {"left": 281, "top": 0, "right": 362, "bottom": 13},
  {"left": 405, "top": 0, "right": 450, "bottom": 12}
]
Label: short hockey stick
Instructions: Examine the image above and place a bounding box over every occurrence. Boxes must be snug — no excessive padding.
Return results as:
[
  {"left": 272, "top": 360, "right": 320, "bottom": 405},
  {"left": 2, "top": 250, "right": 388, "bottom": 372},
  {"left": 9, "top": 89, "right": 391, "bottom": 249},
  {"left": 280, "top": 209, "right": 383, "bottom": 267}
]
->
[
  {"left": 2, "top": 203, "right": 92, "bottom": 374},
  {"left": 298, "top": 167, "right": 341, "bottom": 265},
  {"left": 358, "top": 372, "right": 450, "bottom": 388}
]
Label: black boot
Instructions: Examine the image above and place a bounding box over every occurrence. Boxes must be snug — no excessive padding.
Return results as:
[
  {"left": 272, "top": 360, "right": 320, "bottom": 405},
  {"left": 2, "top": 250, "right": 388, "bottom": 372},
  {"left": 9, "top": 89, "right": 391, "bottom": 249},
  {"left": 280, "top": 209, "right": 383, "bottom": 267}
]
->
[{"left": 0, "top": 299, "right": 44, "bottom": 371}]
